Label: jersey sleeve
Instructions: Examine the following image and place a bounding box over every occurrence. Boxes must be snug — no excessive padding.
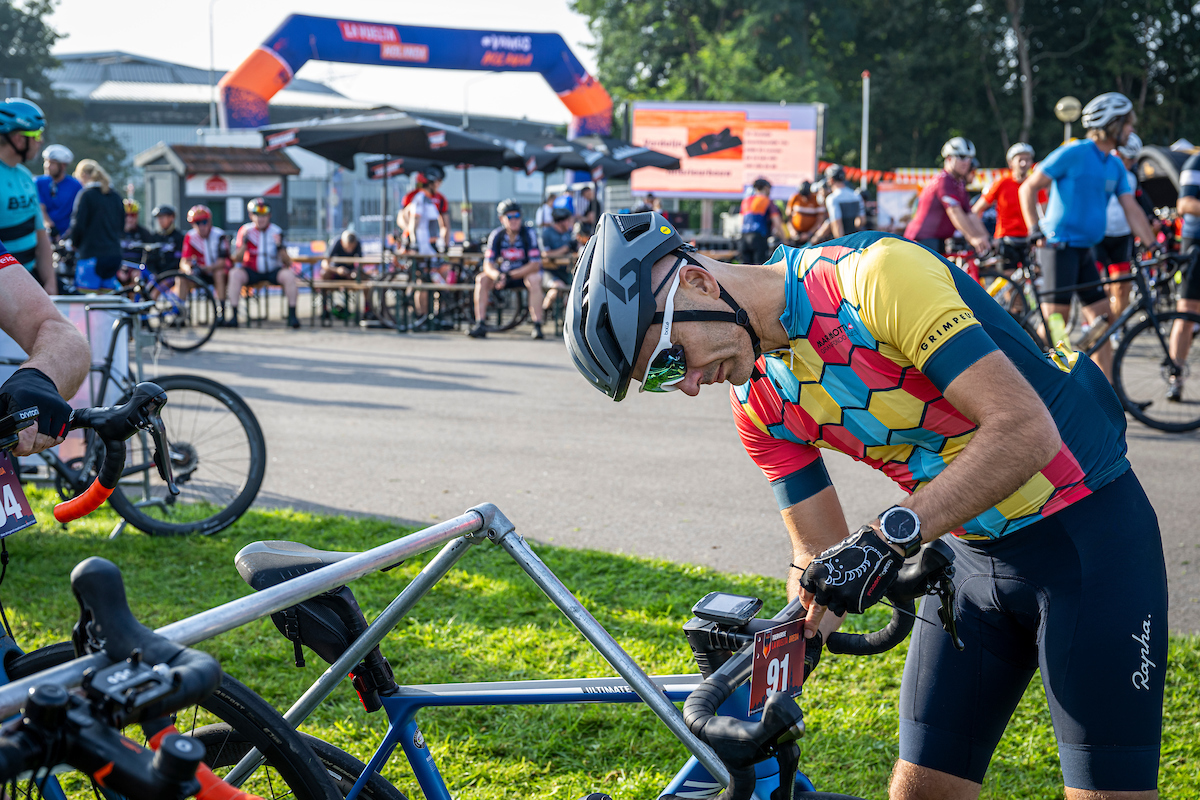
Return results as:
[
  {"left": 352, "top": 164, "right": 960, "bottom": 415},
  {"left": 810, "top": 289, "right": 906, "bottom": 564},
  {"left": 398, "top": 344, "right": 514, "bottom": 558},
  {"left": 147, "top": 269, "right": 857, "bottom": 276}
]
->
[
  {"left": 825, "top": 195, "right": 841, "bottom": 220},
  {"left": 1182, "top": 155, "right": 1200, "bottom": 199},
  {"left": 0, "top": 241, "right": 17, "bottom": 269},
  {"left": 850, "top": 239, "right": 998, "bottom": 391},
  {"left": 731, "top": 385, "right": 831, "bottom": 510},
  {"left": 484, "top": 229, "right": 502, "bottom": 262},
  {"left": 1115, "top": 163, "right": 1133, "bottom": 196},
  {"left": 984, "top": 178, "right": 1002, "bottom": 205},
  {"left": 1037, "top": 143, "right": 1072, "bottom": 181},
  {"left": 525, "top": 228, "right": 541, "bottom": 259}
]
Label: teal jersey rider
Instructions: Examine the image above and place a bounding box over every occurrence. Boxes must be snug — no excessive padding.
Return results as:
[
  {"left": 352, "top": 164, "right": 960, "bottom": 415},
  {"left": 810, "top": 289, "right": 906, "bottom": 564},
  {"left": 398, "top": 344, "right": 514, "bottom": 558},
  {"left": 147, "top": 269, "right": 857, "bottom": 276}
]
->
[{"left": 0, "top": 98, "right": 46, "bottom": 271}]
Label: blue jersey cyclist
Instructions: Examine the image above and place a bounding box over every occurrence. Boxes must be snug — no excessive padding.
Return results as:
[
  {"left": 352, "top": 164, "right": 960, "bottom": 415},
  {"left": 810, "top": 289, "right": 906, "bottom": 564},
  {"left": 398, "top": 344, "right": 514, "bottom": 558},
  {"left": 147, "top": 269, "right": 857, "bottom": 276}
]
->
[
  {"left": 1167, "top": 150, "right": 1200, "bottom": 401},
  {"left": 36, "top": 143, "right": 81, "bottom": 242},
  {"left": 1020, "top": 92, "right": 1158, "bottom": 381},
  {"left": 469, "top": 199, "right": 546, "bottom": 341},
  {"left": 0, "top": 98, "right": 53, "bottom": 294},
  {"left": 565, "top": 211, "right": 1167, "bottom": 799}
]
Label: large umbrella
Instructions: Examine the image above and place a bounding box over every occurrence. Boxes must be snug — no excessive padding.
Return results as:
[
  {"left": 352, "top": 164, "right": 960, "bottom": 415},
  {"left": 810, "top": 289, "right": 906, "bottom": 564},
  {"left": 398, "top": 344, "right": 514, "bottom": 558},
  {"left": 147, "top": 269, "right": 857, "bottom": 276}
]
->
[
  {"left": 499, "top": 135, "right": 634, "bottom": 179},
  {"left": 364, "top": 156, "right": 445, "bottom": 180},
  {"left": 574, "top": 135, "right": 682, "bottom": 171}
]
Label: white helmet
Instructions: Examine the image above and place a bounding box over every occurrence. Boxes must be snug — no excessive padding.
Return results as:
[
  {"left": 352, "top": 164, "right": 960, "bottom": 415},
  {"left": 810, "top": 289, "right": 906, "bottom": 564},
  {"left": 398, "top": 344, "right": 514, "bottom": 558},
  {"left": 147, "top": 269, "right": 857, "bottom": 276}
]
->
[
  {"left": 941, "top": 137, "right": 976, "bottom": 160},
  {"left": 1081, "top": 92, "right": 1133, "bottom": 130},
  {"left": 1117, "top": 132, "right": 1142, "bottom": 160},
  {"left": 1005, "top": 142, "right": 1034, "bottom": 164},
  {"left": 42, "top": 144, "right": 73, "bottom": 164}
]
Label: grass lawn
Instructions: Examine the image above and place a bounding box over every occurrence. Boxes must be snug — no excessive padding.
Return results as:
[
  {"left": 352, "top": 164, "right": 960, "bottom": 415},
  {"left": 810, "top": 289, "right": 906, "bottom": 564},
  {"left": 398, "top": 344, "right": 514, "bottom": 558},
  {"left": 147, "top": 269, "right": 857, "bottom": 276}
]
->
[{"left": 5, "top": 487, "right": 1198, "bottom": 800}]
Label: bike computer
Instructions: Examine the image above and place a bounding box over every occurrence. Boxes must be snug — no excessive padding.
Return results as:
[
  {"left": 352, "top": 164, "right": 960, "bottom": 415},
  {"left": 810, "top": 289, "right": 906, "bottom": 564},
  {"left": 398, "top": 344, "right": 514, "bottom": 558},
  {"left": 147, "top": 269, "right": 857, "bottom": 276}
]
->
[{"left": 691, "top": 592, "right": 763, "bottom": 626}]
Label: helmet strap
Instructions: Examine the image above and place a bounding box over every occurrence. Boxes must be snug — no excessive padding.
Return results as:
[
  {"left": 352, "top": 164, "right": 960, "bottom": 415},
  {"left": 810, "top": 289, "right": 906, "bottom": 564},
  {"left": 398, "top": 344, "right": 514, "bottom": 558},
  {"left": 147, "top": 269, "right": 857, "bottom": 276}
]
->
[{"left": 651, "top": 251, "right": 762, "bottom": 358}]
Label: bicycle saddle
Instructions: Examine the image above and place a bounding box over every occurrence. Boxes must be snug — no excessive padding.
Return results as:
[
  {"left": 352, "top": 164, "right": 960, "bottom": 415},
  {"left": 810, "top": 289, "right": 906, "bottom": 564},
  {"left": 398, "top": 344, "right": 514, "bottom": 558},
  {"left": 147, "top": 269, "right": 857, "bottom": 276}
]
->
[{"left": 235, "top": 541, "right": 363, "bottom": 591}]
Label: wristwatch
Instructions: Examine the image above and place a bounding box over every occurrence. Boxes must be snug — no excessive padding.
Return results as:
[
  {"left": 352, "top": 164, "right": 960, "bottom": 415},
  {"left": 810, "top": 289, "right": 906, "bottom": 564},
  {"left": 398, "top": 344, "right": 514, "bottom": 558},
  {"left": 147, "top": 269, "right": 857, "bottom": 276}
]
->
[{"left": 878, "top": 506, "right": 923, "bottom": 558}]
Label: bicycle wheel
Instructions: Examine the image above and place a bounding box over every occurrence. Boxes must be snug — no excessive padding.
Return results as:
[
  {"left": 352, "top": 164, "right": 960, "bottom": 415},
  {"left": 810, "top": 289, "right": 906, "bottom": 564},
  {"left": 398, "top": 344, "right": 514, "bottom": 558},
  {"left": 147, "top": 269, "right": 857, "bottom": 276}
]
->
[
  {"left": 5, "top": 642, "right": 339, "bottom": 800},
  {"left": 1112, "top": 311, "right": 1200, "bottom": 432},
  {"left": 195, "top": 728, "right": 407, "bottom": 800},
  {"left": 107, "top": 374, "right": 266, "bottom": 535},
  {"left": 486, "top": 287, "right": 529, "bottom": 332},
  {"left": 148, "top": 270, "right": 219, "bottom": 352}
]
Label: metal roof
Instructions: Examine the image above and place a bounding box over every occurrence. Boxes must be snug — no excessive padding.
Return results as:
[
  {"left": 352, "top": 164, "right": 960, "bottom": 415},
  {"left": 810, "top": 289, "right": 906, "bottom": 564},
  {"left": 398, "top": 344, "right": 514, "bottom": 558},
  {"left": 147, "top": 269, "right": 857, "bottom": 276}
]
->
[
  {"left": 86, "top": 81, "right": 372, "bottom": 109},
  {"left": 134, "top": 143, "right": 301, "bottom": 176}
]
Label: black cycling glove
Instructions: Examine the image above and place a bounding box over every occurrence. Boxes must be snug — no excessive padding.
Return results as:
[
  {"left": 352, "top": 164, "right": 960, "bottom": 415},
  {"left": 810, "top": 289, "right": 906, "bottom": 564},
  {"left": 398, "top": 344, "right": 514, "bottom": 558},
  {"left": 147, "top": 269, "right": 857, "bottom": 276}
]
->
[
  {"left": 799, "top": 525, "right": 903, "bottom": 616},
  {"left": 0, "top": 368, "right": 71, "bottom": 440}
]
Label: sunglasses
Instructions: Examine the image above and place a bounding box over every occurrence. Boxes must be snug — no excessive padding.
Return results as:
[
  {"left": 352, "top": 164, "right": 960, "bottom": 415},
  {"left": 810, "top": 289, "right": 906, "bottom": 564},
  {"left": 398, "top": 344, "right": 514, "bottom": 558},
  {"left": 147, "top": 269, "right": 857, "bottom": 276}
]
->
[
  {"left": 504, "top": 212, "right": 522, "bottom": 220},
  {"left": 640, "top": 269, "right": 687, "bottom": 393},
  {"left": 195, "top": 219, "right": 212, "bottom": 225},
  {"left": 21, "top": 130, "right": 42, "bottom": 141}
]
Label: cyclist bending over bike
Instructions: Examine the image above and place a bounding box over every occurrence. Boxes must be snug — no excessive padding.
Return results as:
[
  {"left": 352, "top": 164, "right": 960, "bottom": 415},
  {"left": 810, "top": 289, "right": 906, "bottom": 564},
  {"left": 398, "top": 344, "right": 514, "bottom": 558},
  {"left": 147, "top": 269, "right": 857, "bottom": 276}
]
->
[
  {"left": 0, "top": 240, "right": 89, "bottom": 455},
  {"left": 566, "top": 211, "right": 1167, "bottom": 800},
  {"left": 1019, "top": 92, "right": 1159, "bottom": 381}
]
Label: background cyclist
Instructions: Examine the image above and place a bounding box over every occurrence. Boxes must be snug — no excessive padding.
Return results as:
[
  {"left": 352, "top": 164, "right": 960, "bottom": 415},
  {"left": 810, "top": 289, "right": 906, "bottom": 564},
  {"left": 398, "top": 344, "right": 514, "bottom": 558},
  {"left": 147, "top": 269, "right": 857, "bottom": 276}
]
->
[
  {"left": 227, "top": 197, "right": 301, "bottom": 329},
  {"left": 470, "top": 199, "right": 544, "bottom": 340},
  {"left": 565, "top": 210, "right": 1166, "bottom": 800},
  {"left": 904, "top": 137, "right": 993, "bottom": 257},
  {"left": 151, "top": 204, "right": 184, "bottom": 275},
  {"left": 822, "top": 164, "right": 864, "bottom": 238},
  {"left": 179, "top": 204, "right": 229, "bottom": 317},
  {"left": 0, "top": 98, "right": 54, "bottom": 295},
  {"left": 973, "top": 143, "right": 1035, "bottom": 270},
  {"left": 68, "top": 159, "right": 123, "bottom": 292},
  {"left": 1092, "top": 133, "right": 1150, "bottom": 323},
  {"left": 1167, "top": 147, "right": 1200, "bottom": 401},
  {"left": 36, "top": 143, "right": 80, "bottom": 244},
  {"left": 1019, "top": 92, "right": 1158, "bottom": 380}
]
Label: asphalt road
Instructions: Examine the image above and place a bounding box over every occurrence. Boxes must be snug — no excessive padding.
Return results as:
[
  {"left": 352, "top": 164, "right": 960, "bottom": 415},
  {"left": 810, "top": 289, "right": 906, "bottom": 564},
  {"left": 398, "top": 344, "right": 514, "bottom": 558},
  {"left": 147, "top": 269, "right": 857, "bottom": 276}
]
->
[{"left": 144, "top": 320, "right": 1200, "bottom": 635}]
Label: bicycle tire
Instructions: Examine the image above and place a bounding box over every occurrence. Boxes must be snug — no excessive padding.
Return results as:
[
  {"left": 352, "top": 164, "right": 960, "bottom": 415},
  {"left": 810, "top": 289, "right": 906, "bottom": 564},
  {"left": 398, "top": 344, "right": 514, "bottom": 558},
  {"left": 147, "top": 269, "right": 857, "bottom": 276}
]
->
[
  {"left": 148, "top": 270, "right": 219, "bottom": 353},
  {"left": 194, "top": 728, "right": 407, "bottom": 800},
  {"left": 5, "top": 642, "right": 340, "bottom": 800},
  {"left": 486, "top": 287, "right": 529, "bottom": 332},
  {"left": 1112, "top": 310, "right": 1200, "bottom": 432},
  {"left": 107, "top": 374, "right": 266, "bottom": 535}
]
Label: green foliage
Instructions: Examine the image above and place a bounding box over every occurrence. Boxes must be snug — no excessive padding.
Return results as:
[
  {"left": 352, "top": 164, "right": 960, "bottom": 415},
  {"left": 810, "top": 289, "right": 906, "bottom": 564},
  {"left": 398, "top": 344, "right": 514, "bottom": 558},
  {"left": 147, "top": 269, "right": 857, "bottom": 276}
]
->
[
  {"left": 0, "top": 0, "right": 126, "bottom": 181},
  {"left": 7, "top": 487, "right": 1200, "bottom": 799},
  {"left": 573, "top": 0, "right": 1200, "bottom": 170}
]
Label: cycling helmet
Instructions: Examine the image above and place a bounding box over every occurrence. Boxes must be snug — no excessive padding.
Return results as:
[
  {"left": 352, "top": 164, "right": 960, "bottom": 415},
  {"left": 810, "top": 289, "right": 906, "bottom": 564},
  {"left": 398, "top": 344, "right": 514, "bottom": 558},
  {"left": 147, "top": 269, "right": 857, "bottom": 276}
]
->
[
  {"left": 565, "top": 211, "right": 762, "bottom": 401},
  {"left": 247, "top": 197, "right": 270, "bottom": 215},
  {"left": 824, "top": 164, "right": 846, "bottom": 182},
  {"left": 0, "top": 98, "right": 45, "bottom": 134},
  {"left": 1005, "top": 142, "right": 1034, "bottom": 164},
  {"left": 751, "top": 178, "right": 771, "bottom": 192},
  {"left": 1081, "top": 92, "right": 1133, "bottom": 130},
  {"left": 1118, "top": 132, "right": 1143, "bottom": 161},
  {"left": 797, "top": 180, "right": 812, "bottom": 197},
  {"left": 422, "top": 164, "right": 445, "bottom": 182},
  {"left": 940, "top": 137, "right": 977, "bottom": 160},
  {"left": 187, "top": 204, "right": 212, "bottom": 223},
  {"left": 811, "top": 179, "right": 827, "bottom": 195},
  {"left": 551, "top": 206, "right": 573, "bottom": 223},
  {"left": 496, "top": 198, "right": 521, "bottom": 218},
  {"left": 42, "top": 144, "right": 73, "bottom": 164},
  {"left": 151, "top": 204, "right": 176, "bottom": 218},
  {"left": 123, "top": 198, "right": 140, "bottom": 215}
]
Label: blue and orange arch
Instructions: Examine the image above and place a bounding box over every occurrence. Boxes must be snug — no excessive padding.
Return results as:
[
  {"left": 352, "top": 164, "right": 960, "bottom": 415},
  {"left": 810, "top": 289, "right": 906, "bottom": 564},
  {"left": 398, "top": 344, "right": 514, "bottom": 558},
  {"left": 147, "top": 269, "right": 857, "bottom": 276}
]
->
[{"left": 218, "top": 15, "right": 612, "bottom": 136}]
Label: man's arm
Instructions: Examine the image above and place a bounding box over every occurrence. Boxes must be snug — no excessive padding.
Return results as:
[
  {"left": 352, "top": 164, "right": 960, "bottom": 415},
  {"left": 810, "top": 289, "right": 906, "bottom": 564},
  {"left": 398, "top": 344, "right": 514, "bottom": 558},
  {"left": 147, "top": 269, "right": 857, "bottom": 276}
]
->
[
  {"left": 1019, "top": 170, "right": 1051, "bottom": 238},
  {"left": 509, "top": 255, "right": 543, "bottom": 279},
  {"left": 971, "top": 195, "right": 992, "bottom": 215},
  {"left": 783, "top": 486, "right": 851, "bottom": 639},
  {"left": 34, "top": 229, "right": 54, "bottom": 294},
  {"left": 1118, "top": 193, "right": 1157, "bottom": 249},
  {"left": 945, "top": 204, "right": 992, "bottom": 252},
  {"left": 1180, "top": 196, "right": 1200, "bottom": 218},
  {"left": 40, "top": 202, "right": 54, "bottom": 231}
]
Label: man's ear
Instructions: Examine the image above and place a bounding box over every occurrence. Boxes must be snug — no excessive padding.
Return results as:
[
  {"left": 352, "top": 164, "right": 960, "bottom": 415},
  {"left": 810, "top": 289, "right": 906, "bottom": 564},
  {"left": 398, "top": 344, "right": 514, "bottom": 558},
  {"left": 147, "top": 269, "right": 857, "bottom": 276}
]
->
[{"left": 677, "top": 263, "right": 720, "bottom": 299}]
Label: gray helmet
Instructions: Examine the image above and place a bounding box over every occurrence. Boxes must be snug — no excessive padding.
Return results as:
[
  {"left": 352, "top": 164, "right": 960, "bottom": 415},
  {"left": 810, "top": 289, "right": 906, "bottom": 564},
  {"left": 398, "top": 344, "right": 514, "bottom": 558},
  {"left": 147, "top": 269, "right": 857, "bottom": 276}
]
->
[
  {"left": 1082, "top": 92, "right": 1133, "bottom": 130},
  {"left": 1117, "top": 131, "right": 1143, "bottom": 161},
  {"left": 1005, "top": 142, "right": 1034, "bottom": 163},
  {"left": 565, "top": 211, "right": 688, "bottom": 401}
]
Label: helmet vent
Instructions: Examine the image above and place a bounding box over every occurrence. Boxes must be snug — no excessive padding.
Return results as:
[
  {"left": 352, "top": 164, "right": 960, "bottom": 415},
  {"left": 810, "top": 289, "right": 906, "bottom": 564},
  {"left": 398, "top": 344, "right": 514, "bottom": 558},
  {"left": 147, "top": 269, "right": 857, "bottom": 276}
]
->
[{"left": 620, "top": 220, "right": 651, "bottom": 241}]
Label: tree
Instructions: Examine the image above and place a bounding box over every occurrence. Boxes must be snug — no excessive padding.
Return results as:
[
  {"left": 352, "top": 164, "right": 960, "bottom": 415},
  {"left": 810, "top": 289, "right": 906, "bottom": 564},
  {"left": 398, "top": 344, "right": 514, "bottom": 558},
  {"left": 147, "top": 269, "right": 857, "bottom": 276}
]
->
[{"left": 0, "top": 0, "right": 127, "bottom": 183}]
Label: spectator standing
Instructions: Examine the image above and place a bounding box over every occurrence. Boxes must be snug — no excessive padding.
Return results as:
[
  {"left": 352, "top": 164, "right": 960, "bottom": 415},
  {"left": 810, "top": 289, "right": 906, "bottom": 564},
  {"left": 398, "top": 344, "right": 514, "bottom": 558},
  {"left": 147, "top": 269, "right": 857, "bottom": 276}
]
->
[
  {"left": 0, "top": 98, "right": 53, "bottom": 294},
  {"left": 36, "top": 144, "right": 81, "bottom": 243},
  {"left": 535, "top": 192, "right": 558, "bottom": 228},
  {"left": 784, "top": 181, "right": 824, "bottom": 245},
  {"left": 470, "top": 199, "right": 544, "bottom": 340},
  {"left": 227, "top": 197, "right": 300, "bottom": 329},
  {"left": 151, "top": 204, "right": 184, "bottom": 275},
  {"left": 904, "top": 137, "right": 993, "bottom": 256},
  {"left": 69, "top": 160, "right": 123, "bottom": 292},
  {"left": 738, "top": 178, "right": 784, "bottom": 264},
  {"left": 538, "top": 206, "right": 575, "bottom": 314},
  {"left": 118, "top": 198, "right": 153, "bottom": 265},
  {"left": 179, "top": 204, "right": 230, "bottom": 317},
  {"left": 822, "top": 165, "right": 864, "bottom": 238},
  {"left": 1166, "top": 146, "right": 1200, "bottom": 401},
  {"left": 1019, "top": 92, "right": 1158, "bottom": 380},
  {"left": 401, "top": 168, "right": 452, "bottom": 322},
  {"left": 973, "top": 143, "right": 1035, "bottom": 270},
  {"left": 577, "top": 184, "right": 602, "bottom": 225}
]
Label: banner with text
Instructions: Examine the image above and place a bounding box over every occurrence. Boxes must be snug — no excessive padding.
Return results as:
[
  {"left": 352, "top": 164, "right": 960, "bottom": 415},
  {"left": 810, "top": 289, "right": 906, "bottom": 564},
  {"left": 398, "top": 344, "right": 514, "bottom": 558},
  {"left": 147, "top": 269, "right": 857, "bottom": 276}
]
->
[{"left": 631, "top": 101, "right": 823, "bottom": 200}]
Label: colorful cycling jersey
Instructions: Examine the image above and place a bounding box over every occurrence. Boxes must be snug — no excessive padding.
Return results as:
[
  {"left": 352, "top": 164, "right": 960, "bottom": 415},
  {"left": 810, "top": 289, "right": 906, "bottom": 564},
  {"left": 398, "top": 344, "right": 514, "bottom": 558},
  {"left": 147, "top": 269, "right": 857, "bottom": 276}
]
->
[
  {"left": 485, "top": 225, "right": 540, "bottom": 273},
  {"left": 35, "top": 174, "right": 82, "bottom": 235},
  {"left": 182, "top": 226, "right": 229, "bottom": 269},
  {"left": 401, "top": 189, "right": 448, "bottom": 215},
  {"left": 903, "top": 171, "right": 968, "bottom": 242},
  {"left": 740, "top": 195, "right": 781, "bottom": 236},
  {"left": 236, "top": 222, "right": 285, "bottom": 271},
  {"left": 1038, "top": 139, "right": 1132, "bottom": 247},
  {"left": 731, "top": 232, "right": 1130, "bottom": 540},
  {"left": 120, "top": 225, "right": 153, "bottom": 264},
  {"left": 982, "top": 175, "right": 1028, "bottom": 239},
  {"left": 0, "top": 240, "right": 17, "bottom": 270},
  {"left": 786, "top": 194, "right": 821, "bottom": 234},
  {"left": 1181, "top": 152, "right": 1200, "bottom": 240},
  {"left": 0, "top": 160, "right": 44, "bottom": 270}
]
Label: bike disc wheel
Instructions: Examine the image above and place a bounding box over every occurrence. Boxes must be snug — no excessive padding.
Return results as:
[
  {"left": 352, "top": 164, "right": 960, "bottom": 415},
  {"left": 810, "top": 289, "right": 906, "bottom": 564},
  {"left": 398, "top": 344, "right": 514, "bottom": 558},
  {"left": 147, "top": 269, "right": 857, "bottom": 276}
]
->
[
  {"left": 107, "top": 374, "right": 266, "bottom": 535},
  {"left": 5, "top": 642, "right": 339, "bottom": 800},
  {"left": 148, "top": 270, "right": 219, "bottom": 352},
  {"left": 1112, "top": 311, "right": 1200, "bottom": 432}
]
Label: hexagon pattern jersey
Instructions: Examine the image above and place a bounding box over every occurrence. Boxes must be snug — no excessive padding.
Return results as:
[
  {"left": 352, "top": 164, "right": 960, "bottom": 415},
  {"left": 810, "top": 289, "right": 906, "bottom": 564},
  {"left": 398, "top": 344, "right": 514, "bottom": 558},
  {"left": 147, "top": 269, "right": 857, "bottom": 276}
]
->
[{"left": 732, "top": 232, "right": 1130, "bottom": 540}]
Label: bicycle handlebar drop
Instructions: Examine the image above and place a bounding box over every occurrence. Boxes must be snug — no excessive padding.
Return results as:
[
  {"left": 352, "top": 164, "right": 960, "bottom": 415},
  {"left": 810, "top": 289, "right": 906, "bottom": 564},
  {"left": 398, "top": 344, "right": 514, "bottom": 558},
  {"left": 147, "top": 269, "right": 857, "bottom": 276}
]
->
[{"left": 53, "top": 382, "right": 178, "bottom": 523}]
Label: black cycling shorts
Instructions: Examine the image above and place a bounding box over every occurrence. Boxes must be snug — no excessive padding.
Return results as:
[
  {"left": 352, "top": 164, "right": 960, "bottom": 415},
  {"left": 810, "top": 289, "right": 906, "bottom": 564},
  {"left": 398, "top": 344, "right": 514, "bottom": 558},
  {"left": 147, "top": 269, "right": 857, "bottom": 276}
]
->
[
  {"left": 739, "top": 232, "right": 770, "bottom": 265},
  {"left": 1037, "top": 245, "right": 1107, "bottom": 306},
  {"left": 996, "top": 238, "right": 1028, "bottom": 271},
  {"left": 237, "top": 266, "right": 285, "bottom": 286},
  {"left": 1180, "top": 238, "right": 1200, "bottom": 302},
  {"left": 898, "top": 470, "right": 1166, "bottom": 792},
  {"left": 1093, "top": 234, "right": 1133, "bottom": 277}
]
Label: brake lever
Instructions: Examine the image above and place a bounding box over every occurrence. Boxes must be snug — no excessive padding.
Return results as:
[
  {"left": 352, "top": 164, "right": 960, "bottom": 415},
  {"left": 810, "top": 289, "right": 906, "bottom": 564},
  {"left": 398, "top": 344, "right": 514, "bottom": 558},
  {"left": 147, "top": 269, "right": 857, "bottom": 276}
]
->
[
  {"left": 139, "top": 402, "right": 178, "bottom": 496},
  {"left": 932, "top": 573, "right": 964, "bottom": 651},
  {"left": 0, "top": 408, "right": 37, "bottom": 453}
]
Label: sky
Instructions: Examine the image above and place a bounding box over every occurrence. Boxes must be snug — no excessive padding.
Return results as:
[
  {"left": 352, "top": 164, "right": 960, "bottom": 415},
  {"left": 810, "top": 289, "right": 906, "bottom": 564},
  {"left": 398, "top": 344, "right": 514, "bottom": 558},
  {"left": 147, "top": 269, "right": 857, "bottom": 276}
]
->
[{"left": 46, "top": 0, "right": 598, "bottom": 125}]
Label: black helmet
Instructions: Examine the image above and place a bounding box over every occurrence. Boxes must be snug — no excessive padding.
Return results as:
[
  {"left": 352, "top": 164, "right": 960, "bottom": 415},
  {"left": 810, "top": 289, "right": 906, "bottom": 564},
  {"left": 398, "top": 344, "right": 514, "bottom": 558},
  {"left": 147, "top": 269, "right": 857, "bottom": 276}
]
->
[
  {"left": 797, "top": 180, "right": 812, "bottom": 197},
  {"left": 496, "top": 198, "right": 521, "bottom": 218},
  {"left": 152, "top": 204, "right": 176, "bottom": 217},
  {"left": 752, "top": 178, "right": 771, "bottom": 192},
  {"left": 422, "top": 165, "right": 445, "bottom": 182},
  {"left": 824, "top": 164, "right": 846, "bottom": 183},
  {"left": 551, "top": 206, "right": 573, "bottom": 222},
  {"left": 565, "top": 211, "right": 761, "bottom": 401}
]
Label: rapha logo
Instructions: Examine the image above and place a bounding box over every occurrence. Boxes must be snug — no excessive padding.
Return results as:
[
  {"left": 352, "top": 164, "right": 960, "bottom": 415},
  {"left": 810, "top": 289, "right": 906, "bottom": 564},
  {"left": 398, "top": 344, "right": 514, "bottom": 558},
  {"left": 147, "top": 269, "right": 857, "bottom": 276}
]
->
[
  {"left": 481, "top": 34, "right": 532, "bottom": 52},
  {"left": 1131, "top": 614, "right": 1155, "bottom": 690}
]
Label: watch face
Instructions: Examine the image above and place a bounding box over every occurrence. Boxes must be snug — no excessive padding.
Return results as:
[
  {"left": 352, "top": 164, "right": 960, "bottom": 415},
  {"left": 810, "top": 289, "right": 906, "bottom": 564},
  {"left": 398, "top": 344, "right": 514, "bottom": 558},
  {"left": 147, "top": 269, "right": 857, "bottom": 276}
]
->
[{"left": 885, "top": 509, "right": 918, "bottom": 541}]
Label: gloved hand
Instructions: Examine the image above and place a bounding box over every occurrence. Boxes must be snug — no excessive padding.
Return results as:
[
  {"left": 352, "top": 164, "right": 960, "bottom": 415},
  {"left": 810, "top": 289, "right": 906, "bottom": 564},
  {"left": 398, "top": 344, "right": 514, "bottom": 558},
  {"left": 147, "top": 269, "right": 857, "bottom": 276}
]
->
[
  {"left": 1, "top": 368, "right": 71, "bottom": 441},
  {"left": 799, "top": 525, "right": 903, "bottom": 616}
]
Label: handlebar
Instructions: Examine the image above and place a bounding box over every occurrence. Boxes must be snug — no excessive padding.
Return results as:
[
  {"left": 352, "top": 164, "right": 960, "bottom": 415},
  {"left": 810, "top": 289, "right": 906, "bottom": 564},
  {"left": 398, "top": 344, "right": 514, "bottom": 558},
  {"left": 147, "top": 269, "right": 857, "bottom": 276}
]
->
[{"left": 51, "top": 382, "right": 178, "bottom": 523}]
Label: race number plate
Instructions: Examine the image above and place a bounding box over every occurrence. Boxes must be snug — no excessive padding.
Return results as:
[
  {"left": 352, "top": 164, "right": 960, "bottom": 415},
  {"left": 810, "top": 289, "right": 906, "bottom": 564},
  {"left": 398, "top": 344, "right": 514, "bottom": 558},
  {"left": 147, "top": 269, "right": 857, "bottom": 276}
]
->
[
  {"left": 0, "top": 452, "right": 35, "bottom": 538},
  {"left": 748, "top": 618, "right": 806, "bottom": 716}
]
